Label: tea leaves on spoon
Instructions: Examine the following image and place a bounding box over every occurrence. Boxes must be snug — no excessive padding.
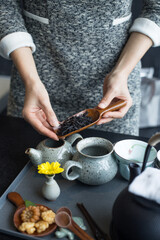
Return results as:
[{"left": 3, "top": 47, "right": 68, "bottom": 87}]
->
[{"left": 57, "top": 112, "right": 93, "bottom": 136}]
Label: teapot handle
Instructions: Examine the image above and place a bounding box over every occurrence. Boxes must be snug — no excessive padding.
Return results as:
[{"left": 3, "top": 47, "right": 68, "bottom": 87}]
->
[
  {"left": 62, "top": 160, "right": 82, "bottom": 181},
  {"left": 66, "top": 133, "right": 83, "bottom": 146}
]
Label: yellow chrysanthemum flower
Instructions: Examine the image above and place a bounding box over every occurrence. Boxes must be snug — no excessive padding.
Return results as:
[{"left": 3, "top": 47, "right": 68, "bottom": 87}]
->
[{"left": 38, "top": 162, "right": 64, "bottom": 175}]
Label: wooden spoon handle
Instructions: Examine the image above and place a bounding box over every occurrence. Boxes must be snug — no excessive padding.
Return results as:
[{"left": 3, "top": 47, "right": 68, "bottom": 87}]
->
[
  {"left": 73, "top": 220, "right": 94, "bottom": 240},
  {"left": 68, "top": 224, "right": 87, "bottom": 240},
  {"left": 7, "top": 192, "right": 25, "bottom": 208},
  {"left": 97, "top": 99, "right": 127, "bottom": 116}
]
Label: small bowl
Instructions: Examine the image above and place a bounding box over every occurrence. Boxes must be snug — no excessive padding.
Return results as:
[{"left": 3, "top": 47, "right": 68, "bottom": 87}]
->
[{"left": 114, "top": 139, "right": 157, "bottom": 180}]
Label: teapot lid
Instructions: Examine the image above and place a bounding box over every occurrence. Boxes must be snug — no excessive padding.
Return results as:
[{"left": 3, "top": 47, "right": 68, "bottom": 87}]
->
[{"left": 129, "top": 167, "right": 160, "bottom": 205}]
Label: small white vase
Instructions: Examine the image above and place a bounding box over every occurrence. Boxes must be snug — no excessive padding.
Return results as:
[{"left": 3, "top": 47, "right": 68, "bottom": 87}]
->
[{"left": 42, "top": 175, "right": 60, "bottom": 201}]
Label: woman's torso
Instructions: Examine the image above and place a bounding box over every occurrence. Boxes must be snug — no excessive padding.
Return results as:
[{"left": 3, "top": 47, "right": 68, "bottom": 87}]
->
[{"left": 8, "top": 0, "right": 141, "bottom": 135}]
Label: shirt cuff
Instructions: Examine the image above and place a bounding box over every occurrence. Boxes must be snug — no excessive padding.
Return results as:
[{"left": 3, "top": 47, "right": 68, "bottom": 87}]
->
[
  {"left": 129, "top": 18, "right": 160, "bottom": 47},
  {"left": 0, "top": 32, "right": 36, "bottom": 59}
]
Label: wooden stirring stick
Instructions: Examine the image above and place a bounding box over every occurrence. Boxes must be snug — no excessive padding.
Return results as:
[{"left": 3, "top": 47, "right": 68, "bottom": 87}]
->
[{"left": 77, "top": 203, "right": 111, "bottom": 240}]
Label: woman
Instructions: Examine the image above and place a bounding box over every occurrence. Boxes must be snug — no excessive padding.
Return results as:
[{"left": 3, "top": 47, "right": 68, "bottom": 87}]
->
[{"left": 0, "top": 1, "right": 160, "bottom": 140}]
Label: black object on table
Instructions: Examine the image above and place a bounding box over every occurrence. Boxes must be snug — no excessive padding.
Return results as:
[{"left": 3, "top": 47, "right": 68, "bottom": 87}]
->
[{"left": 0, "top": 116, "right": 149, "bottom": 240}]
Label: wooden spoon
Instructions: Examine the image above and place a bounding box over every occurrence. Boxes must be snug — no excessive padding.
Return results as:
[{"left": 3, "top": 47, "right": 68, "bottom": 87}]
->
[
  {"left": 56, "top": 207, "right": 94, "bottom": 240},
  {"left": 7, "top": 192, "right": 57, "bottom": 237},
  {"left": 55, "top": 99, "right": 127, "bottom": 138},
  {"left": 55, "top": 211, "right": 94, "bottom": 240}
]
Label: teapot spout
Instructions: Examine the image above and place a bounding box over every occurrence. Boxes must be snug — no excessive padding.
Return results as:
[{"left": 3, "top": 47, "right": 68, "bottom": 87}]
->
[
  {"left": 25, "top": 148, "right": 42, "bottom": 166},
  {"left": 129, "top": 163, "right": 141, "bottom": 184}
]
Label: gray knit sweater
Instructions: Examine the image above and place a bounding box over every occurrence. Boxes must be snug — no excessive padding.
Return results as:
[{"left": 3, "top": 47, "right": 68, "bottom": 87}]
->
[{"left": 0, "top": 0, "right": 160, "bottom": 135}]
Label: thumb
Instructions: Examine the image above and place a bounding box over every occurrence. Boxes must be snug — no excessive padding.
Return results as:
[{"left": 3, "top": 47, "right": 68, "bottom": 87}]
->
[
  {"left": 98, "top": 94, "right": 114, "bottom": 109},
  {"left": 41, "top": 103, "right": 59, "bottom": 127}
]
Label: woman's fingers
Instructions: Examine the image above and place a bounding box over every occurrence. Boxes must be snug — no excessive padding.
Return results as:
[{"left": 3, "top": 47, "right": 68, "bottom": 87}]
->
[
  {"left": 96, "top": 110, "right": 124, "bottom": 125},
  {"left": 103, "top": 102, "right": 130, "bottom": 118},
  {"left": 97, "top": 71, "right": 133, "bottom": 125},
  {"left": 23, "top": 80, "right": 60, "bottom": 139},
  {"left": 29, "top": 117, "right": 59, "bottom": 140},
  {"left": 98, "top": 93, "right": 114, "bottom": 109},
  {"left": 23, "top": 109, "right": 59, "bottom": 140},
  {"left": 40, "top": 101, "right": 60, "bottom": 128},
  {"left": 96, "top": 99, "right": 132, "bottom": 125},
  {"left": 96, "top": 117, "right": 114, "bottom": 125}
]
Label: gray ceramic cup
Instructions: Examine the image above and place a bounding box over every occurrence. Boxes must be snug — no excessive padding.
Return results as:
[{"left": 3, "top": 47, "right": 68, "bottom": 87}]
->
[{"left": 62, "top": 137, "right": 118, "bottom": 185}]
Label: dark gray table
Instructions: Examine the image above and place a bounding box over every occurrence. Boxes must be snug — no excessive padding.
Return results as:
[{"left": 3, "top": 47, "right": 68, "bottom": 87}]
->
[{"left": 0, "top": 116, "right": 148, "bottom": 240}]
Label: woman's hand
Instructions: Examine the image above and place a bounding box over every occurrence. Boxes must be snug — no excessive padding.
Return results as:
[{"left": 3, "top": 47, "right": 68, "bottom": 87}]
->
[
  {"left": 22, "top": 81, "right": 59, "bottom": 140},
  {"left": 97, "top": 32, "right": 153, "bottom": 125},
  {"left": 10, "top": 47, "right": 59, "bottom": 140},
  {"left": 97, "top": 71, "right": 132, "bottom": 125}
]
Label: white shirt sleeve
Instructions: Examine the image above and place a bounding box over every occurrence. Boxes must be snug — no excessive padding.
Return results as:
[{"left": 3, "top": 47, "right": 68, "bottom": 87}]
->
[
  {"left": 0, "top": 32, "right": 36, "bottom": 59},
  {"left": 129, "top": 17, "right": 160, "bottom": 47}
]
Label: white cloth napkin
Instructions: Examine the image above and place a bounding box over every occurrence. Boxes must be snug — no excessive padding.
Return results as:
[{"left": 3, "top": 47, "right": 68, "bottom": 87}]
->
[{"left": 129, "top": 167, "right": 160, "bottom": 204}]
